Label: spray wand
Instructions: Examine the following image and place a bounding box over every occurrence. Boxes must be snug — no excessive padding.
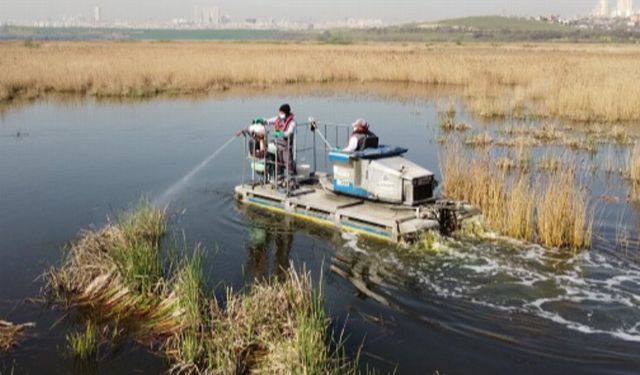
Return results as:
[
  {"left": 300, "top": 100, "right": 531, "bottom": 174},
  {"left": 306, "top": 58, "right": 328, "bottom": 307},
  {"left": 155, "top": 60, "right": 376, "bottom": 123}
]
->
[{"left": 308, "top": 117, "right": 336, "bottom": 150}]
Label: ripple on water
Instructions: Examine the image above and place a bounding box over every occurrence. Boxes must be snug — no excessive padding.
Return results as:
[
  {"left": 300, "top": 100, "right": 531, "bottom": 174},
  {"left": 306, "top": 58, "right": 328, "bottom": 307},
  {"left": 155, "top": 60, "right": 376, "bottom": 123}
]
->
[{"left": 338, "top": 234, "right": 640, "bottom": 344}]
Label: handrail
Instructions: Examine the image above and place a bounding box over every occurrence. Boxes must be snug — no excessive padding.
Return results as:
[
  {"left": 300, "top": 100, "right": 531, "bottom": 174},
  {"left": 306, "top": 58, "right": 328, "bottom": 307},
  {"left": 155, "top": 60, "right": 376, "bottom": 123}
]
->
[{"left": 240, "top": 119, "right": 352, "bottom": 193}]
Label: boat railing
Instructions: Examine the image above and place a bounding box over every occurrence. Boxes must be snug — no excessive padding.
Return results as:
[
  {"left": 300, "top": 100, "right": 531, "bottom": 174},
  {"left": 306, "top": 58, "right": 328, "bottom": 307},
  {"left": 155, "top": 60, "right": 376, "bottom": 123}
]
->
[{"left": 240, "top": 119, "right": 352, "bottom": 196}]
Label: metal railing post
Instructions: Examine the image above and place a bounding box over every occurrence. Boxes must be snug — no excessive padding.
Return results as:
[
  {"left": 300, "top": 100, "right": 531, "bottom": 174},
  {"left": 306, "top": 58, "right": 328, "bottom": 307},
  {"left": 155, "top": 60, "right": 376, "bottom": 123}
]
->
[
  {"left": 274, "top": 137, "right": 279, "bottom": 190},
  {"left": 293, "top": 126, "right": 297, "bottom": 163},
  {"left": 324, "top": 123, "right": 328, "bottom": 172},
  {"left": 250, "top": 139, "right": 255, "bottom": 187},
  {"left": 286, "top": 139, "right": 290, "bottom": 196},
  {"left": 242, "top": 135, "right": 246, "bottom": 187},
  {"left": 263, "top": 134, "right": 268, "bottom": 186},
  {"left": 313, "top": 128, "right": 317, "bottom": 175}
]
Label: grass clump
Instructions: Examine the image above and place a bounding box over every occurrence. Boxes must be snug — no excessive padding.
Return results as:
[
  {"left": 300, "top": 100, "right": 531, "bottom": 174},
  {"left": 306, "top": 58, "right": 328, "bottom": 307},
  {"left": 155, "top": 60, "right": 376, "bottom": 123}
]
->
[
  {"left": 46, "top": 200, "right": 182, "bottom": 343},
  {"left": 0, "top": 320, "right": 34, "bottom": 352},
  {"left": 46, "top": 200, "right": 364, "bottom": 374},
  {"left": 185, "top": 271, "right": 354, "bottom": 375},
  {"left": 66, "top": 320, "right": 99, "bottom": 360},
  {"left": 438, "top": 102, "right": 457, "bottom": 131},
  {"left": 440, "top": 143, "right": 592, "bottom": 249},
  {"left": 464, "top": 132, "right": 493, "bottom": 147},
  {"left": 537, "top": 172, "right": 592, "bottom": 249}
]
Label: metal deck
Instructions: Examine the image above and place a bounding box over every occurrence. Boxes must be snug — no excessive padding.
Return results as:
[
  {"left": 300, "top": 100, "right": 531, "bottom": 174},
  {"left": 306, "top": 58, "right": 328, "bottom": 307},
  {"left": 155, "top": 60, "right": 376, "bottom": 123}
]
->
[{"left": 235, "top": 183, "right": 440, "bottom": 243}]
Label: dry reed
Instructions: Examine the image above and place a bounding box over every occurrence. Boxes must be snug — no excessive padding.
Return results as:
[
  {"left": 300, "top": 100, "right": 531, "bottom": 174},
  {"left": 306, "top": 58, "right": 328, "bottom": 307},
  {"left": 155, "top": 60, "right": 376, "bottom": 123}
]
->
[
  {"left": 537, "top": 171, "right": 592, "bottom": 249},
  {"left": 440, "top": 143, "right": 592, "bottom": 249},
  {"left": 464, "top": 132, "right": 493, "bottom": 147},
  {"left": 1, "top": 41, "right": 640, "bottom": 122},
  {"left": 0, "top": 320, "right": 33, "bottom": 352},
  {"left": 627, "top": 143, "right": 640, "bottom": 201}
]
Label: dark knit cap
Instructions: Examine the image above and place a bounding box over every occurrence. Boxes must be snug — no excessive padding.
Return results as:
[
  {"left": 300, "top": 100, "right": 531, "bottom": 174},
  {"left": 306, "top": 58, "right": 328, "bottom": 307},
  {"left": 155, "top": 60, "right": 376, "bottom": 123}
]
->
[{"left": 279, "top": 104, "right": 291, "bottom": 115}]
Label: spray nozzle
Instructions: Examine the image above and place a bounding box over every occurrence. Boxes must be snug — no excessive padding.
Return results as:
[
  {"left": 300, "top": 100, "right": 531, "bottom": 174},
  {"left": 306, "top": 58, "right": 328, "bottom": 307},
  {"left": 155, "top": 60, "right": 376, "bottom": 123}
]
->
[{"left": 308, "top": 117, "right": 317, "bottom": 132}]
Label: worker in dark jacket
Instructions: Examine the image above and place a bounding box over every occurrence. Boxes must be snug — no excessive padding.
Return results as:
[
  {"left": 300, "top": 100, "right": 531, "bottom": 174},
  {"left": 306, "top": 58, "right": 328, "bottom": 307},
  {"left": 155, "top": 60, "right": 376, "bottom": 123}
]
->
[{"left": 343, "top": 118, "right": 377, "bottom": 152}]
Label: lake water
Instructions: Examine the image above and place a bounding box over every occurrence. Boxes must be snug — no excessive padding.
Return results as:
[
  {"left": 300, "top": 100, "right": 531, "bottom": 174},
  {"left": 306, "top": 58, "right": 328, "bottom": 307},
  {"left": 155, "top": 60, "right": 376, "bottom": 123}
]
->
[{"left": 1, "top": 88, "right": 639, "bottom": 374}]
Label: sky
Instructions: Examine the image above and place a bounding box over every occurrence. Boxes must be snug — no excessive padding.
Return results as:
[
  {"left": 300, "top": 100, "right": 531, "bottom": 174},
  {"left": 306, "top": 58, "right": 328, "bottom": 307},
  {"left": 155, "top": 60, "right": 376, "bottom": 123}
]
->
[{"left": 0, "top": 0, "right": 596, "bottom": 23}]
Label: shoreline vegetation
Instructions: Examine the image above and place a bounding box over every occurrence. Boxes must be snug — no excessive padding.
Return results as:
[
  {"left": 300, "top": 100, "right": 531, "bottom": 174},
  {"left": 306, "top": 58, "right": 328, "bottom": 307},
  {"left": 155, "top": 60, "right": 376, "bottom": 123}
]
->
[
  {"left": 3, "top": 16, "right": 640, "bottom": 44},
  {"left": 1, "top": 41, "right": 640, "bottom": 122},
  {"left": 45, "top": 201, "right": 364, "bottom": 374}
]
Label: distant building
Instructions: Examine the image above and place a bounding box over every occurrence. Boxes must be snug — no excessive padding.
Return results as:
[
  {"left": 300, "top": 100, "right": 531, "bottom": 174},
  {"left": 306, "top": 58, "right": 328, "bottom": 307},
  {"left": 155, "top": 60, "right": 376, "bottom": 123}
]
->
[
  {"left": 593, "top": 0, "right": 610, "bottom": 17},
  {"left": 193, "top": 5, "right": 220, "bottom": 27},
  {"left": 209, "top": 7, "right": 220, "bottom": 26},
  {"left": 193, "top": 7, "right": 200, "bottom": 24},
  {"left": 616, "top": 0, "right": 634, "bottom": 17},
  {"left": 94, "top": 6, "right": 101, "bottom": 23}
]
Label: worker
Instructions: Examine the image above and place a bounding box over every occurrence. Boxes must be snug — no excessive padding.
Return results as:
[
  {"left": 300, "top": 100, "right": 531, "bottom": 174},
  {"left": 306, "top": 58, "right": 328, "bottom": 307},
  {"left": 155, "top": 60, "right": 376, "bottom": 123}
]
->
[
  {"left": 267, "top": 104, "right": 297, "bottom": 179},
  {"left": 343, "top": 118, "right": 378, "bottom": 152},
  {"left": 236, "top": 117, "right": 267, "bottom": 158},
  {"left": 248, "top": 117, "right": 267, "bottom": 158}
]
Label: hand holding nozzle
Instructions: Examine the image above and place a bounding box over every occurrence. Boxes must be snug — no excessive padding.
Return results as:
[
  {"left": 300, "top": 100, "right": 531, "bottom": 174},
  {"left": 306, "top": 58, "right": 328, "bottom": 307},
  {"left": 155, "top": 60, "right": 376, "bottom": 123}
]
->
[
  {"left": 307, "top": 117, "right": 334, "bottom": 149},
  {"left": 309, "top": 117, "right": 318, "bottom": 132},
  {"left": 237, "top": 116, "right": 267, "bottom": 137}
]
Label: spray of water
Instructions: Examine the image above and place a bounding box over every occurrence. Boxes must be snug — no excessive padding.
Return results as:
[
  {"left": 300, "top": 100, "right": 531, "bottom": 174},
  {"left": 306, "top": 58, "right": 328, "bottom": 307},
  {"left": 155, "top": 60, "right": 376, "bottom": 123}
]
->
[{"left": 153, "top": 136, "right": 237, "bottom": 207}]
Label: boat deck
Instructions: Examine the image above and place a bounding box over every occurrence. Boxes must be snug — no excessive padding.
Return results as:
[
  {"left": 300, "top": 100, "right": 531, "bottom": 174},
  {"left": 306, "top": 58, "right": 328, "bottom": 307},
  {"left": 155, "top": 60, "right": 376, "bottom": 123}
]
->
[{"left": 235, "top": 183, "right": 440, "bottom": 243}]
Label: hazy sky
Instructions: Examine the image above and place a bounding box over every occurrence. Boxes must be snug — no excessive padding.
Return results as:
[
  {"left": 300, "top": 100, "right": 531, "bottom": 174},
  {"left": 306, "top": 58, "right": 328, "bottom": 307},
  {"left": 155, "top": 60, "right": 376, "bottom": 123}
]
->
[{"left": 0, "top": 0, "right": 594, "bottom": 23}]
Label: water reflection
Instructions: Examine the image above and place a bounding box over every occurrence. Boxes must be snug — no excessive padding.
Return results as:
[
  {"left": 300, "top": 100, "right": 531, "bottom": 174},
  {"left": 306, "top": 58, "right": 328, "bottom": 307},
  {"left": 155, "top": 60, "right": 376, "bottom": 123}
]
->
[
  {"left": 242, "top": 206, "right": 293, "bottom": 281},
  {"left": 0, "top": 82, "right": 461, "bottom": 119}
]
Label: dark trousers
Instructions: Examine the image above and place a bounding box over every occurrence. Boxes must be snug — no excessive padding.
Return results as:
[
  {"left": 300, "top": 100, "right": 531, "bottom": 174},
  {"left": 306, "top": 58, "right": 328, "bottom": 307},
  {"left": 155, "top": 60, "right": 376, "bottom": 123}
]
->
[{"left": 276, "top": 137, "right": 295, "bottom": 178}]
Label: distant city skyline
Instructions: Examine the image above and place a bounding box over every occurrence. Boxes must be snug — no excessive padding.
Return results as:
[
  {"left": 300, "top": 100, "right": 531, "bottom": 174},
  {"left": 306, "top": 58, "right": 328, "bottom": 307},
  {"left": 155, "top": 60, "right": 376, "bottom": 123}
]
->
[
  {"left": 0, "top": 0, "right": 601, "bottom": 24},
  {"left": 593, "top": 0, "right": 635, "bottom": 17}
]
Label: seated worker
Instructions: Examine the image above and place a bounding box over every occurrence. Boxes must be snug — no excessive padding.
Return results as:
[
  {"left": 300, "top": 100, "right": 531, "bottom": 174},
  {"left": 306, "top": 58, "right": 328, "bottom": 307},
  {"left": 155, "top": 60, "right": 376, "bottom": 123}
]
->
[
  {"left": 266, "top": 104, "right": 297, "bottom": 177},
  {"left": 343, "top": 118, "right": 378, "bottom": 153}
]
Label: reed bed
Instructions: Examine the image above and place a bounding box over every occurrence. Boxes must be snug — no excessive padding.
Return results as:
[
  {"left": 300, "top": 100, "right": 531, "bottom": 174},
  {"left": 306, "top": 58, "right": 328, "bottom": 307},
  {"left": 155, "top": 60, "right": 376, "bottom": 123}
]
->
[
  {"left": 440, "top": 144, "right": 592, "bottom": 249},
  {"left": 537, "top": 172, "right": 592, "bottom": 249},
  {"left": 1, "top": 41, "right": 640, "bottom": 122},
  {"left": 46, "top": 201, "right": 360, "bottom": 374}
]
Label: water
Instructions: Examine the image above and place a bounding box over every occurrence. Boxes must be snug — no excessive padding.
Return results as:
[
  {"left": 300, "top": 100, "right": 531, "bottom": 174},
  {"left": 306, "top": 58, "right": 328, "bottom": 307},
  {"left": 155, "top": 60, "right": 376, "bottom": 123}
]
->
[
  {"left": 1, "top": 88, "right": 639, "bottom": 374},
  {"left": 152, "top": 135, "right": 237, "bottom": 207}
]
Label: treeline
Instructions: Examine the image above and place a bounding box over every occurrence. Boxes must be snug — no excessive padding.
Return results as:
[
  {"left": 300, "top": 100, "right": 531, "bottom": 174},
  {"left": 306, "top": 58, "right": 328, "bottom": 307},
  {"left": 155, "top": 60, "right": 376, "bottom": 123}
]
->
[
  {"left": 317, "top": 26, "right": 640, "bottom": 44},
  {"left": 2, "top": 24, "right": 640, "bottom": 44}
]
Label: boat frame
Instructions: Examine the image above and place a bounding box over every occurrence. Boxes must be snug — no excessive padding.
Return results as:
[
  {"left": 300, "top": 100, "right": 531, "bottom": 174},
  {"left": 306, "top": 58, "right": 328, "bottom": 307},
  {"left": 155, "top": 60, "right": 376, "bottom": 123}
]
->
[{"left": 234, "top": 120, "right": 471, "bottom": 244}]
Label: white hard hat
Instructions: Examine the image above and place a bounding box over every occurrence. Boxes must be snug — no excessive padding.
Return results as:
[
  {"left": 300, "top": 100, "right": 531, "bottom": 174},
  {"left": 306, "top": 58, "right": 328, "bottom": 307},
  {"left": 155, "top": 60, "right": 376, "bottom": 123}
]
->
[
  {"left": 352, "top": 118, "right": 368, "bottom": 129},
  {"left": 249, "top": 124, "right": 266, "bottom": 136}
]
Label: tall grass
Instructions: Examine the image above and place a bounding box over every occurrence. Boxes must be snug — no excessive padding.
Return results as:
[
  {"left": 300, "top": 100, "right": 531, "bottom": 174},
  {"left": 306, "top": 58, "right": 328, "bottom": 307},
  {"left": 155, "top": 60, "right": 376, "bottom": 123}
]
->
[
  {"left": 627, "top": 143, "right": 640, "bottom": 201},
  {"left": 46, "top": 200, "right": 364, "bottom": 374},
  {"left": 537, "top": 172, "right": 592, "bottom": 249},
  {"left": 66, "top": 320, "right": 99, "bottom": 360},
  {"left": 503, "top": 176, "right": 536, "bottom": 241},
  {"left": 440, "top": 144, "right": 592, "bottom": 249},
  {"left": 1, "top": 42, "right": 640, "bottom": 122}
]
